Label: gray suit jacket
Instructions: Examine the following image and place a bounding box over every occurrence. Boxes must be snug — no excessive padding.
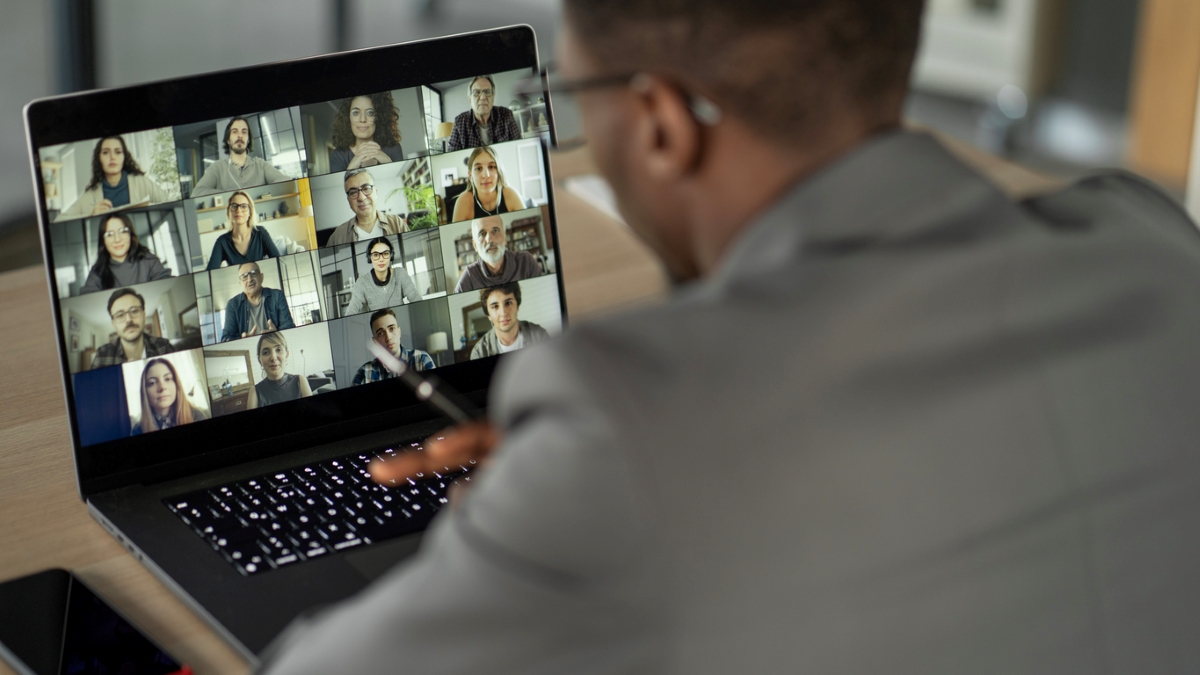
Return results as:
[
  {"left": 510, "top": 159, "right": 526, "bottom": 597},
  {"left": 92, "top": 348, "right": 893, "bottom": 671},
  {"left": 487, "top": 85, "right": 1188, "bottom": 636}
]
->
[{"left": 262, "top": 131, "right": 1200, "bottom": 673}]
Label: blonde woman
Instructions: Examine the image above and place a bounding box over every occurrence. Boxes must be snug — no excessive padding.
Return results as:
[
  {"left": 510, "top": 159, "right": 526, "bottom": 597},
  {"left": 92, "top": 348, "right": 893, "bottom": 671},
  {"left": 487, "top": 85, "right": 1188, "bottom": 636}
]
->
[
  {"left": 132, "top": 358, "right": 207, "bottom": 434},
  {"left": 205, "top": 190, "right": 281, "bottom": 269},
  {"left": 254, "top": 331, "right": 313, "bottom": 407},
  {"left": 450, "top": 145, "right": 525, "bottom": 223}
]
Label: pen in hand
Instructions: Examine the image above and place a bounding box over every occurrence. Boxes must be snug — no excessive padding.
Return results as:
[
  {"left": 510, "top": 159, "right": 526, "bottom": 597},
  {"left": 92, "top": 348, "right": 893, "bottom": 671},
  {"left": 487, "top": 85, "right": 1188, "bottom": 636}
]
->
[{"left": 365, "top": 339, "right": 479, "bottom": 423}]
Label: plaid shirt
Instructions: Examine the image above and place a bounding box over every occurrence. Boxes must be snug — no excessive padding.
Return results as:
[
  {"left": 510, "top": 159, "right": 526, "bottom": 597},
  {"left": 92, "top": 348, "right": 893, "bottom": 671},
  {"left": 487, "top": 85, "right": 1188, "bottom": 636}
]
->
[
  {"left": 90, "top": 333, "right": 175, "bottom": 370},
  {"left": 352, "top": 347, "right": 436, "bottom": 385},
  {"left": 446, "top": 106, "right": 523, "bottom": 152}
]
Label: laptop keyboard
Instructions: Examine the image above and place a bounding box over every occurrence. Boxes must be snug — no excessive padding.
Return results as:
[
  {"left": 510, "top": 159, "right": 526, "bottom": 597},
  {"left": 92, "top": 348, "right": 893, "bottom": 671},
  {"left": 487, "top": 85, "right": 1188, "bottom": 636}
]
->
[{"left": 164, "top": 440, "right": 474, "bottom": 575}]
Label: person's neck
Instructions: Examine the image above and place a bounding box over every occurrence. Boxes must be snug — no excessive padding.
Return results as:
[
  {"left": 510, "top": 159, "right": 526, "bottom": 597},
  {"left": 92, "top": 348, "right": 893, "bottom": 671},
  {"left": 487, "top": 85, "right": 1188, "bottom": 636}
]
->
[
  {"left": 474, "top": 110, "right": 491, "bottom": 126},
  {"left": 476, "top": 188, "right": 499, "bottom": 209},
  {"left": 483, "top": 253, "right": 506, "bottom": 275},
  {"left": 373, "top": 267, "right": 389, "bottom": 282},
  {"left": 120, "top": 334, "right": 144, "bottom": 359},
  {"left": 104, "top": 172, "right": 122, "bottom": 187},
  {"left": 356, "top": 210, "right": 378, "bottom": 229},
  {"left": 245, "top": 289, "right": 263, "bottom": 305},
  {"left": 230, "top": 151, "right": 248, "bottom": 167},
  {"left": 110, "top": 252, "right": 128, "bottom": 264},
  {"left": 232, "top": 223, "right": 252, "bottom": 238},
  {"left": 496, "top": 326, "right": 519, "bottom": 346},
  {"left": 680, "top": 115, "right": 897, "bottom": 279}
]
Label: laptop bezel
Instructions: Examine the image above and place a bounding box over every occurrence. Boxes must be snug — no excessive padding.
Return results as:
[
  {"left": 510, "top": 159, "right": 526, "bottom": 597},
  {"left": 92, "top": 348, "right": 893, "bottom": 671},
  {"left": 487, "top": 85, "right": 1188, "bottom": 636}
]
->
[{"left": 23, "top": 25, "right": 567, "bottom": 500}]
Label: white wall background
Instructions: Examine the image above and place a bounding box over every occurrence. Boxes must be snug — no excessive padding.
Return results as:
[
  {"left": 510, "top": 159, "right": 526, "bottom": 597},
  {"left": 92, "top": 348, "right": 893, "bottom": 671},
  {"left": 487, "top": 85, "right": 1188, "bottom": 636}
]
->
[{"left": 121, "top": 348, "right": 211, "bottom": 425}]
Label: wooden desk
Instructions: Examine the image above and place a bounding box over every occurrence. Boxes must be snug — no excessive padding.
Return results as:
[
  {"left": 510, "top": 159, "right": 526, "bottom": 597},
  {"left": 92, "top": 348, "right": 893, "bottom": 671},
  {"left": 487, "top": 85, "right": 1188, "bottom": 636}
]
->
[
  {"left": 0, "top": 138, "right": 1047, "bottom": 674},
  {"left": 0, "top": 147, "right": 666, "bottom": 675}
]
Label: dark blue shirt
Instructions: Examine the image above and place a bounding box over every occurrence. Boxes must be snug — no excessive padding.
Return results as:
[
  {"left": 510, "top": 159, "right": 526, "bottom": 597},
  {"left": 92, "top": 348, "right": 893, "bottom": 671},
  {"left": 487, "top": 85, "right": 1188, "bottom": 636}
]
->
[
  {"left": 206, "top": 226, "right": 281, "bottom": 270},
  {"left": 220, "top": 287, "right": 295, "bottom": 342},
  {"left": 101, "top": 171, "right": 130, "bottom": 208}
]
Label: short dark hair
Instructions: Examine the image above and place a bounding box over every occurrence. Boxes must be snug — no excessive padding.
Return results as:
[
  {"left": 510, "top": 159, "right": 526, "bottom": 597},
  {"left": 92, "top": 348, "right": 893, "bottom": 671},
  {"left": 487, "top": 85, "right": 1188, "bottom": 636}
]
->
[
  {"left": 365, "top": 236, "right": 394, "bottom": 263},
  {"left": 562, "top": 0, "right": 925, "bottom": 143},
  {"left": 107, "top": 288, "right": 145, "bottom": 315},
  {"left": 369, "top": 308, "right": 397, "bottom": 329},
  {"left": 480, "top": 282, "right": 521, "bottom": 308},
  {"left": 223, "top": 117, "right": 254, "bottom": 154}
]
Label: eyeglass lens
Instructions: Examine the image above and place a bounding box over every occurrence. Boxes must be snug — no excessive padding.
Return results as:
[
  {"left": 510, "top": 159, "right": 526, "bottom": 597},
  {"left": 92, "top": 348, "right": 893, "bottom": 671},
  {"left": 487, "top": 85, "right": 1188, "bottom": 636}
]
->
[
  {"left": 111, "top": 306, "right": 144, "bottom": 322},
  {"left": 230, "top": 203, "right": 251, "bottom": 212},
  {"left": 346, "top": 185, "right": 374, "bottom": 199},
  {"left": 103, "top": 227, "right": 131, "bottom": 239},
  {"left": 370, "top": 251, "right": 392, "bottom": 260}
]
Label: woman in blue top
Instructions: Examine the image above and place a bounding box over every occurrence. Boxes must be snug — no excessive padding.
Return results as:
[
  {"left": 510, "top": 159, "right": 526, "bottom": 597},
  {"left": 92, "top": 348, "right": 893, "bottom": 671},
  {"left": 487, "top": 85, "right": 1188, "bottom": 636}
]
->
[
  {"left": 205, "top": 190, "right": 281, "bottom": 269},
  {"left": 57, "top": 135, "right": 170, "bottom": 221}
]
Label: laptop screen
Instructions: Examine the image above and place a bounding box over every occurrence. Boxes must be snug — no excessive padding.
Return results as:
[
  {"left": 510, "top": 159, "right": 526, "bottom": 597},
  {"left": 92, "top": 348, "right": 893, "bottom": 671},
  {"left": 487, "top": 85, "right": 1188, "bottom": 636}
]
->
[{"left": 25, "top": 28, "right": 564, "bottom": 492}]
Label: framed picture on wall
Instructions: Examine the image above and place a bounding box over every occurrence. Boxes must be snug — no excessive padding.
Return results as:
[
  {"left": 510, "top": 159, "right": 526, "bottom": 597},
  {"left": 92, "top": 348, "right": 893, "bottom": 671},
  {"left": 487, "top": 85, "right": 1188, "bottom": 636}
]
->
[
  {"left": 70, "top": 334, "right": 79, "bottom": 352},
  {"left": 69, "top": 316, "right": 80, "bottom": 332}
]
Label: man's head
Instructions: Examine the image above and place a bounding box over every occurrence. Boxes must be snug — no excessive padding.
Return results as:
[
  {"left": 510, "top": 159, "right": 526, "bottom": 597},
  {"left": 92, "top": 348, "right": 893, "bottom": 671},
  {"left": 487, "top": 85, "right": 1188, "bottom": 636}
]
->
[
  {"left": 471, "top": 216, "right": 507, "bottom": 267},
  {"left": 468, "top": 75, "right": 496, "bottom": 119},
  {"left": 366, "top": 236, "right": 394, "bottom": 275},
  {"left": 238, "top": 263, "right": 263, "bottom": 296},
  {"left": 107, "top": 288, "right": 146, "bottom": 342},
  {"left": 481, "top": 282, "right": 521, "bottom": 339},
  {"left": 558, "top": 0, "right": 925, "bottom": 280},
  {"left": 369, "top": 308, "right": 401, "bottom": 357},
  {"left": 344, "top": 168, "right": 376, "bottom": 219},
  {"left": 223, "top": 117, "right": 253, "bottom": 155}
]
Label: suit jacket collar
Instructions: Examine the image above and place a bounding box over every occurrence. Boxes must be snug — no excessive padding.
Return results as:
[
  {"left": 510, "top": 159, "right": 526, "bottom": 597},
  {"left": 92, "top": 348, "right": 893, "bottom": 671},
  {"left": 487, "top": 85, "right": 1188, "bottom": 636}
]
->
[{"left": 709, "top": 130, "right": 1010, "bottom": 289}]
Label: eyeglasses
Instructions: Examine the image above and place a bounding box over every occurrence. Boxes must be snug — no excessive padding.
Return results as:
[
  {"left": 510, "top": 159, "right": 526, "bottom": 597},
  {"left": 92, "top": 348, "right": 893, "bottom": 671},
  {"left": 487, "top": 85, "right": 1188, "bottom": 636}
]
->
[
  {"left": 470, "top": 88, "right": 494, "bottom": 99},
  {"left": 370, "top": 250, "right": 392, "bottom": 261},
  {"left": 346, "top": 184, "right": 374, "bottom": 199},
  {"left": 239, "top": 270, "right": 262, "bottom": 281},
  {"left": 229, "top": 203, "right": 251, "bottom": 212},
  {"left": 111, "top": 306, "right": 144, "bottom": 322},
  {"left": 103, "top": 227, "right": 131, "bottom": 239},
  {"left": 515, "top": 63, "right": 722, "bottom": 151}
]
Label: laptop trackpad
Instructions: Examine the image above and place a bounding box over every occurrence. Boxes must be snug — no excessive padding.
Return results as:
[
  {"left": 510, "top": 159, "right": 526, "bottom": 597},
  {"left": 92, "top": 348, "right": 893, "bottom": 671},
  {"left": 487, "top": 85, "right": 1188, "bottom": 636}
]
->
[{"left": 345, "top": 534, "right": 424, "bottom": 581}]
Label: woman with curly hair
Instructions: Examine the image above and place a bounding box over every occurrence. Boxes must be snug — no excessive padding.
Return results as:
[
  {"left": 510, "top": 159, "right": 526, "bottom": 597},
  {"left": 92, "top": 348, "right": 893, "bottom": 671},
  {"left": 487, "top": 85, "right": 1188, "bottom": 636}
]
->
[
  {"left": 329, "top": 93, "right": 404, "bottom": 172},
  {"left": 57, "top": 135, "right": 171, "bottom": 221},
  {"left": 79, "top": 213, "right": 171, "bottom": 294}
]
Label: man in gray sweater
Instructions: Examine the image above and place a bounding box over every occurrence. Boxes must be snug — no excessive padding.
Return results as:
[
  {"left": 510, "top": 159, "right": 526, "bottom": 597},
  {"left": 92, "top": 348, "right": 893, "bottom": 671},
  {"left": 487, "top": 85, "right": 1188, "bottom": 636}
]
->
[
  {"left": 345, "top": 236, "right": 422, "bottom": 314},
  {"left": 469, "top": 281, "right": 549, "bottom": 359},
  {"left": 191, "top": 117, "right": 292, "bottom": 197},
  {"left": 453, "top": 215, "right": 543, "bottom": 292}
]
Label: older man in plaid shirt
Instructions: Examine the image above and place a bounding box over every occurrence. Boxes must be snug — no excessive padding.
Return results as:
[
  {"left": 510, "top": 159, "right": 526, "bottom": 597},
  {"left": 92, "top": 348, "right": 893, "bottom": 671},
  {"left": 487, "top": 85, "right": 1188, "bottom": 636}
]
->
[
  {"left": 352, "top": 308, "right": 436, "bottom": 385},
  {"left": 446, "top": 75, "right": 523, "bottom": 152}
]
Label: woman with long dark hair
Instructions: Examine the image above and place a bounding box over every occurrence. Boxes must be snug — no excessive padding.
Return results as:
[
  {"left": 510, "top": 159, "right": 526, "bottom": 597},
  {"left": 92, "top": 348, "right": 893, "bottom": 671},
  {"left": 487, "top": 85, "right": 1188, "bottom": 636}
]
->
[
  {"left": 79, "top": 213, "right": 171, "bottom": 294},
  {"left": 450, "top": 145, "right": 525, "bottom": 223},
  {"left": 57, "top": 135, "right": 170, "bottom": 221},
  {"left": 132, "top": 358, "right": 207, "bottom": 434},
  {"left": 328, "top": 93, "right": 404, "bottom": 172}
]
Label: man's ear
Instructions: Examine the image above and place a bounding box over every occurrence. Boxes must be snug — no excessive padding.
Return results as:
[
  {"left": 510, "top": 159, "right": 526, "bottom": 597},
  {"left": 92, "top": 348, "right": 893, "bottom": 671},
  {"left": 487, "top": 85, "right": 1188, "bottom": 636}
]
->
[{"left": 628, "top": 74, "right": 705, "bottom": 180}]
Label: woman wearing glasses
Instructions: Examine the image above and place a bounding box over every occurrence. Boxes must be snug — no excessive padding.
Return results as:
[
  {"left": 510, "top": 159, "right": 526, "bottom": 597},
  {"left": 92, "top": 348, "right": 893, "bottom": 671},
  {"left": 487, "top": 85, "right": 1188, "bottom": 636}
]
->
[
  {"left": 79, "top": 213, "right": 171, "bottom": 294},
  {"left": 57, "top": 135, "right": 172, "bottom": 221},
  {"left": 131, "top": 357, "right": 208, "bottom": 435},
  {"left": 205, "top": 190, "right": 281, "bottom": 270},
  {"left": 446, "top": 75, "right": 523, "bottom": 152},
  {"left": 328, "top": 93, "right": 405, "bottom": 173},
  {"left": 345, "top": 236, "right": 422, "bottom": 315},
  {"left": 450, "top": 145, "right": 526, "bottom": 224}
]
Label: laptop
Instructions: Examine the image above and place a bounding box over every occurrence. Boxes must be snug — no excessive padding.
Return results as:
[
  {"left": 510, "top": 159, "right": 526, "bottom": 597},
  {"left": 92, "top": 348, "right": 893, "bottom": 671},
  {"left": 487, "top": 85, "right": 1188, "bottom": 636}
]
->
[{"left": 23, "top": 25, "right": 566, "bottom": 661}]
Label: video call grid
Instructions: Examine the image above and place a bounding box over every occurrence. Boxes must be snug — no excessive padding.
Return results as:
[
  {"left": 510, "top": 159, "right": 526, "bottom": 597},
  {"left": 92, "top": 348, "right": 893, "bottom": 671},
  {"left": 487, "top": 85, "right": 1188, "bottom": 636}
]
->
[{"left": 37, "top": 68, "right": 563, "bottom": 445}]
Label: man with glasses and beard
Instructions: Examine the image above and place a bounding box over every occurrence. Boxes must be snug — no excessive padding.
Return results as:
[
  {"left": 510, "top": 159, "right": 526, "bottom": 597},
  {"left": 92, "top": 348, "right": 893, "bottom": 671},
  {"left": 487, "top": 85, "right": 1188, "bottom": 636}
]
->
[
  {"left": 446, "top": 75, "right": 523, "bottom": 152},
  {"left": 191, "top": 116, "right": 291, "bottom": 197},
  {"left": 90, "top": 288, "right": 175, "bottom": 369},
  {"left": 220, "top": 262, "right": 295, "bottom": 342},
  {"left": 453, "top": 215, "right": 542, "bottom": 292},
  {"left": 324, "top": 168, "right": 408, "bottom": 247}
]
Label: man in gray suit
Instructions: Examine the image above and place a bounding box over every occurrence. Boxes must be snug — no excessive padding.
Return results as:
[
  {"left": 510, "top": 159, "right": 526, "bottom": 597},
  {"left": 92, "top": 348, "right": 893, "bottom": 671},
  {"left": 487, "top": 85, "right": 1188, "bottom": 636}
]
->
[{"left": 263, "top": 0, "right": 1200, "bottom": 672}]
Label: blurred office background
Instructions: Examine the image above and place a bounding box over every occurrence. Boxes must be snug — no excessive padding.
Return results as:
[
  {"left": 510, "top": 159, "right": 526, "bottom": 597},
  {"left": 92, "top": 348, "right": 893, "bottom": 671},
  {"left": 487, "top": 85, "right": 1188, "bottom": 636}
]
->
[{"left": 2, "top": 0, "right": 1198, "bottom": 271}]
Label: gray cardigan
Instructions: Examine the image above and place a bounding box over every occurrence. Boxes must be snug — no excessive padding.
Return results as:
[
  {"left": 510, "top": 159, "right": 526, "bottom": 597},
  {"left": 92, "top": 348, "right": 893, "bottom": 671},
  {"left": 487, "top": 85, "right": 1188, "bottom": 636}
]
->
[
  {"left": 79, "top": 251, "right": 171, "bottom": 294},
  {"left": 57, "top": 174, "right": 170, "bottom": 221},
  {"left": 346, "top": 267, "right": 423, "bottom": 314},
  {"left": 469, "top": 320, "right": 550, "bottom": 359}
]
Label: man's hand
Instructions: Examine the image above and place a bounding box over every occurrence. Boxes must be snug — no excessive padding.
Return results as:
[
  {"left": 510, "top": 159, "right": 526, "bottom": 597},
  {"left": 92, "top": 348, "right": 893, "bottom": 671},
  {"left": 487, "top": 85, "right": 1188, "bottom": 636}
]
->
[{"left": 370, "top": 421, "right": 499, "bottom": 500}]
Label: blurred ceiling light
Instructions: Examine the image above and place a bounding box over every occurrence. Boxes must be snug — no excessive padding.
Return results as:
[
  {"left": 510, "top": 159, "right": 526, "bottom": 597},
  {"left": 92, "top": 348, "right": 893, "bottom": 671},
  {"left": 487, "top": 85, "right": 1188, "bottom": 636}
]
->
[{"left": 997, "top": 84, "right": 1028, "bottom": 119}]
